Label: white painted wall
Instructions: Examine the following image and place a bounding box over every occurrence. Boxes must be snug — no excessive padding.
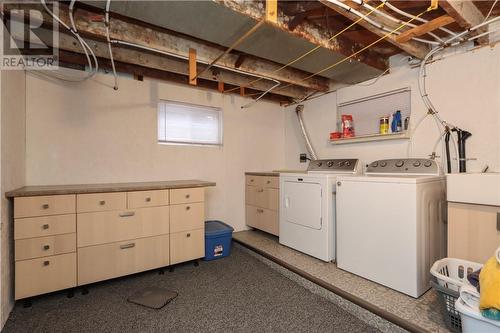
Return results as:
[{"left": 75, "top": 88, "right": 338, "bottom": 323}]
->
[
  {"left": 0, "top": 69, "right": 26, "bottom": 327},
  {"left": 285, "top": 45, "right": 500, "bottom": 173},
  {"left": 25, "top": 71, "right": 285, "bottom": 232}
]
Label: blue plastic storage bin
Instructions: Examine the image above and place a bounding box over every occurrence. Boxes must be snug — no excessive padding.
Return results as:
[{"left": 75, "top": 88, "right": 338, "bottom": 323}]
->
[{"left": 204, "top": 220, "right": 234, "bottom": 261}]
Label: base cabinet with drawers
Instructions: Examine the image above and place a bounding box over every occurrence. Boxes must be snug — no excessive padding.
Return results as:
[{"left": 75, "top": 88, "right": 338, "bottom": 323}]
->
[
  {"left": 9, "top": 181, "right": 214, "bottom": 300},
  {"left": 245, "top": 173, "right": 279, "bottom": 236}
]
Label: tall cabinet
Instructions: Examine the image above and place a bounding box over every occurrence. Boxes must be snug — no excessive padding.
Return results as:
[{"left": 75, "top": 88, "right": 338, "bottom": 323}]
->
[{"left": 8, "top": 180, "right": 215, "bottom": 301}]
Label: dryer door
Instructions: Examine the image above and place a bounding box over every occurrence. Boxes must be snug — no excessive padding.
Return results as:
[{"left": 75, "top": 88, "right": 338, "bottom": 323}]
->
[{"left": 283, "top": 180, "right": 322, "bottom": 230}]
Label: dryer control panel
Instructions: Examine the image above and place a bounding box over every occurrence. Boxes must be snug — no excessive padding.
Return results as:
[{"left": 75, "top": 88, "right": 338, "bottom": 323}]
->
[
  {"left": 366, "top": 158, "right": 440, "bottom": 175},
  {"left": 307, "top": 159, "right": 359, "bottom": 174}
]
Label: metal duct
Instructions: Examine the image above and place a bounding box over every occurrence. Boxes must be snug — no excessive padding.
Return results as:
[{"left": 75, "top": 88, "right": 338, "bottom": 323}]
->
[{"left": 295, "top": 104, "right": 318, "bottom": 160}]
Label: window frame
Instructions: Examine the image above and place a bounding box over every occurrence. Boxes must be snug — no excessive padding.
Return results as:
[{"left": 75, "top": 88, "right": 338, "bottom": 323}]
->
[{"left": 157, "top": 100, "right": 223, "bottom": 147}]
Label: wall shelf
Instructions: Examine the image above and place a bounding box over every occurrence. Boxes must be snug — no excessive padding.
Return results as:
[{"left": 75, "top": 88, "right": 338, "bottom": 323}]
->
[{"left": 329, "top": 132, "right": 410, "bottom": 145}]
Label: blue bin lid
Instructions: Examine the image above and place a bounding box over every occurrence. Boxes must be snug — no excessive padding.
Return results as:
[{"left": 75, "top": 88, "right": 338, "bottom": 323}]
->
[{"left": 205, "top": 220, "right": 234, "bottom": 237}]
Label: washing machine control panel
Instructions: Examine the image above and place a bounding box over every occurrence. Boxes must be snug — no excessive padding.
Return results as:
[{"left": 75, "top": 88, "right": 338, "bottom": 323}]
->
[
  {"left": 307, "top": 159, "right": 359, "bottom": 173},
  {"left": 366, "top": 159, "right": 439, "bottom": 175}
]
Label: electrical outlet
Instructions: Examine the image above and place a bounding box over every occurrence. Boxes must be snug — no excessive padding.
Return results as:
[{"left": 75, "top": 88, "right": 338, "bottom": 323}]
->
[{"left": 299, "top": 153, "right": 308, "bottom": 163}]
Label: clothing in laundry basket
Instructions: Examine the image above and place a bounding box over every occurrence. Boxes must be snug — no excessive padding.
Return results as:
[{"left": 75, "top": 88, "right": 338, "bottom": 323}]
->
[
  {"left": 481, "top": 308, "right": 500, "bottom": 321},
  {"left": 467, "top": 268, "right": 481, "bottom": 292},
  {"left": 479, "top": 256, "right": 500, "bottom": 313}
]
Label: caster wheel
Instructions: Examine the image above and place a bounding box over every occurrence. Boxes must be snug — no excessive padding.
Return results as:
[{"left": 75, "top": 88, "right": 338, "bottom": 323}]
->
[
  {"left": 23, "top": 300, "right": 32, "bottom": 308},
  {"left": 67, "top": 289, "right": 74, "bottom": 298},
  {"left": 81, "top": 287, "right": 89, "bottom": 295}
]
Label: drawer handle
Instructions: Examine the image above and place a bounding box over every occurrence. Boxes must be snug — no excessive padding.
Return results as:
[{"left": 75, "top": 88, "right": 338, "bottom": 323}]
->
[
  {"left": 119, "top": 211, "right": 135, "bottom": 218},
  {"left": 185, "top": 194, "right": 190, "bottom": 199},
  {"left": 42, "top": 204, "right": 49, "bottom": 209},
  {"left": 99, "top": 200, "right": 106, "bottom": 206},
  {"left": 250, "top": 179, "right": 254, "bottom": 182},
  {"left": 43, "top": 261, "right": 50, "bottom": 266},
  {"left": 145, "top": 197, "right": 151, "bottom": 202},
  {"left": 120, "top": 243, "right": 135, "bottom": 250},
  {"left": 257, "top": 188, "right": 264, "bottom": 193},
  {"left": 267, "top": 180, "right": 271, "bottom": 184},
  {"left": 42, "top": 224, "right": 49, "bottom": 230},
  {"left": 186, "top": 206, "right": 191, "bottom": 211},
  {"left": 43, "top": 245, "right": 50, "bottom": 250},
  {"left": 257, "top": 209, "right": 264, "bottom": 213},
  {"left": 186, "top": 233, "right": 191, "bottom": 238},
  {"left": 497, "top": 212, "right": 500, "bottom": 231}
]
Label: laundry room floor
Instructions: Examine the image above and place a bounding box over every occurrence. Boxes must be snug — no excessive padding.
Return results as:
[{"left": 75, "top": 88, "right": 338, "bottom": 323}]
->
[
  {"left": 233, "top": 230, "right": 450, "bottom": 333},
  {"left": 4, "top": 245, "right": 383, "bottom": 333}
]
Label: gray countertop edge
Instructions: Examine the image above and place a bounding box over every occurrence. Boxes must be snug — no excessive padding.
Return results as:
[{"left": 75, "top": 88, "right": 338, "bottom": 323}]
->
[
  {"left": 6, "top": 180, "right": 216, "bottom": 198},
  {"left": 245, "top": 172, "right": 279, "bottom": 177}
]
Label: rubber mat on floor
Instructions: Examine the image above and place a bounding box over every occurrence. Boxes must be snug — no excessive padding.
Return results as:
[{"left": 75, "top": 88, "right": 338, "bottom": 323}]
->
[{"left": 127, "top": 287, "right": 178, "bottom": 309}]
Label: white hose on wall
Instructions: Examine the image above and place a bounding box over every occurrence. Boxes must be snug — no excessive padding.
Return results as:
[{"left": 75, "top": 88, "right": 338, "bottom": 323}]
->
[{"left": 295, "top": 104, "right": 318, "bottom": 160}]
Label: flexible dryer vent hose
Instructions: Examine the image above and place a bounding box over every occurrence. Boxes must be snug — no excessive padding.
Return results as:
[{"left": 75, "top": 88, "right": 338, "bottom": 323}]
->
[{"left": 295, "top": 105, "right": 318, "bottom": 160}]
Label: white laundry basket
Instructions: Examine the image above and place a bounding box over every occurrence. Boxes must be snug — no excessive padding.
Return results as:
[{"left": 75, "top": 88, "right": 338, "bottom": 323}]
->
[
  {"left": 430, "top": 258, "right": 483, "bottom": 332},
  {"left": 456, "top": 298, "right": 500, "bottom": 333}
]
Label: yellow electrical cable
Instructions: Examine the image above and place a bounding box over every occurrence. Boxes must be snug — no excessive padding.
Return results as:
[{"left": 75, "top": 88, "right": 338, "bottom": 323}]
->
[
  {"left": 273, "top": 5, "right": 434, "bottom": 95},
  {"left": 223, "top": 2, "right": 386, "bottom": 94}
]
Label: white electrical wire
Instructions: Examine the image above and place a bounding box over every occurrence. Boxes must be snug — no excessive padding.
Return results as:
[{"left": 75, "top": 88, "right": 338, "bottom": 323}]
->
[
  {"left": 105, "top": 0, "right": 118, "bottom": 90},
  {"left": 32, "top": 0, "right": 98, "bottom": 82},
  {"left": 326, "top": 0, "right": 440, "bottom": 45},
  {"left": 484, "top": 0, "right": 499, "bottom": 22},
  {"left": 380, "top": 0, "right": 461, "bottom": 41}
]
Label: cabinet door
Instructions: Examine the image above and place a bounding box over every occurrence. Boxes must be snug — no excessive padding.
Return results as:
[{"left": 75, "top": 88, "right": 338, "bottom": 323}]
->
[
  {"left": 245, "top": 185, "right": 268, "bottom": 208},
  {"left": 448, "top": 203, "right": 500, "bottom": 263},
  {"left": 170, "top": 229, "right": 204, "bottom": 264}
]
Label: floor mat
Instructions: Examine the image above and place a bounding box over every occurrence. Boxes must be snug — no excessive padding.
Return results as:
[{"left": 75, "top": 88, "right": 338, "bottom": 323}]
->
[
  {"left": 127, "top": 287, "right": 178, "bottom": 309},
  {"left": 4, "top": 246, "right": 381, "bottom": 333}
]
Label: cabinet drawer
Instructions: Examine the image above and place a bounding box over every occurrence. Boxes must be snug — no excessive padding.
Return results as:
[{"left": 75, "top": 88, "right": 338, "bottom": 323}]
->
[
  {"left": 263, "top": 176, "right": 279, "bottom": 189},
  {"left": 170, "top": 202, "right": 204, "bottom": 233},
  {"left": 170, "top": 229, "right": 204, "bottom": 265},
  {"left": 76, "top": 192, "right": 126, "bottom": 213},
  {"left": 15, "top": 253, "right": 76, "bottom": 300},
  {"left": 14, "top": 195, "right": 75, "bottom": 218},
  {"left": 128, "top": 190, "right": 169, "bottom": 209},
  {"left": 78, "top": 234, "right": 170, "bottom": 285},
  {"left": 170, "top": 188, "right": 204, "bottom": 204},
  {"left": 15, "top": 233, "right": 76, "bottom": 261},
  {"left": 15, "top": 214, "right": 76, "bottom": 240},
  {"left": 245, "top": 205, "right": 279, "bottom": 236},
  {"left": 245, "top": 185, "right": 268, "bottom": 208},
  {"left": 77, "top": 206, "right": 170, "bottom": 247}
]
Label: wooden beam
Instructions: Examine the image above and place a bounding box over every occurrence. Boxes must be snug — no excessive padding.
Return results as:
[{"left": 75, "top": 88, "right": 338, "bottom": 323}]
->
[
  {"left": 440, "top": 0, "right": 487, "bottom": 44},
  {"left": 50, "top": 3, "right": 329, "bottom": 92},
  {"left": 234, "top": 54, "right": 246, "bottom": 68},
  {"left": 395, "top": 15, "right": 455, "bottom": 43},
  {"left": 11, "top": 25, "right": 309, "bottom": 99},
  {"left": 288, "top": 12, "right": 309, "bottom": 31},
  {"left": 218, "top": 81, "right": 224, "bottom": 93},
  {"left": 266, "top": 0, "right": 278, "bottom": 23},
  {"left": 320, "top": 0, "right": 430, "bottom": 59},
  {"left": 214, "top": 0, "right": 389, "bottom": 71},
  {"left": 189, "top": 48, "right": 197, "bottom": 85}
]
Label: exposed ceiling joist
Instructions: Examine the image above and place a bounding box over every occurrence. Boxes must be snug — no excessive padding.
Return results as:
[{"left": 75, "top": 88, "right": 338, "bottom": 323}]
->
[
  {"left": 395, "top": 15, "right": 455, "bottom": 43},
  {"left": 37, "top": 3, "right": 329, "bottom": 93},
  {"left": 10, "top": 25, "right": 308, "bottom": 99},
  {"left": 213, "top": 0, "right": 389, "bottom": 71},
  {"left": 320, "top": 0, "right": 431, "bottom": 59},
  {"left": 440, "top": 0, "right": 488, "bottom": 44}
]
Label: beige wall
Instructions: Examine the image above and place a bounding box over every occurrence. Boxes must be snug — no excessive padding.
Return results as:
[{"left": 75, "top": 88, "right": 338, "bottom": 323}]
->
[
  {"left": 0, "top": 69, "right": 26, "bottom": 327},
  {"left": 25, "top": 71, "right": 285, "bottom": 232},
  {"left": 285, "top": 45, "right": 500, "bottom": 173}
]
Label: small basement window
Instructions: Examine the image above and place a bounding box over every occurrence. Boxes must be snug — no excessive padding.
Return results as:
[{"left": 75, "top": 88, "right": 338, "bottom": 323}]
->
[{"left": 158, "top": 101, "right": 223, "bottom": 146}]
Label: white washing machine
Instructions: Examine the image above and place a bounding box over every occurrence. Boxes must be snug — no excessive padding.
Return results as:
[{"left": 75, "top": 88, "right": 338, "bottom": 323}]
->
[
  {"left": 279, "top": 159, "right": 360, "bottom": 262},
  {"left": 336, "top": 158, "right": 446, "bottom": 298}
]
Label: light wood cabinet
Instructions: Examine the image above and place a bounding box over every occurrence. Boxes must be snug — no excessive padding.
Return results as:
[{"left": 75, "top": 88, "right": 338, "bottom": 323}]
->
[
  {"left": 78, "top": 234, "right": 170, "bottom": 285},
  {"left": 77, "top": 206, "right": 170, "bottom": 247},
  {"left": 170, "top": 229, "right": 205, "bottom": 265},
  {"left": 448, "top": 202, "right": 500, "bottom": 263},
  {"left": 13, "top": 184, "right": 209, "bottom": 300},
  {"left": 245, "top": 174, "right": 279, "bottom": 236}
]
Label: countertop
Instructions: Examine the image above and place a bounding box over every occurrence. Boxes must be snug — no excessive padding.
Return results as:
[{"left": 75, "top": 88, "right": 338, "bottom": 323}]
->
[
  {"left": 6, "top": 180, "right": 216, "bottom": 198},
  {"left": 245, "top": 170, "right": 307, "bottom": 177}
]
